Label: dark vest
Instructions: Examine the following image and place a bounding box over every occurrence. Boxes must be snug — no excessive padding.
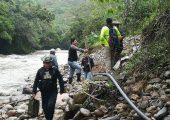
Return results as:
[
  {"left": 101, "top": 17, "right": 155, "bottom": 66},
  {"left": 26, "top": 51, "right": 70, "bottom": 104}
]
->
[{"left": 68, "top": 46, "right": 78, "bottom": 62}]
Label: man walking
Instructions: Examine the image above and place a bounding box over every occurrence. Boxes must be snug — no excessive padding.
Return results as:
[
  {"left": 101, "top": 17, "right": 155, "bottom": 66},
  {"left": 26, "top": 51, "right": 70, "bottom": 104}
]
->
[
  {"left": 68, "top": 38, "right": 88, "bottom": 84},
  {"left": 32, "top": 55, "right": 64, "bottom": 120},
  {"left": 50, "top": 48, "right": 59, "bottom": 69}
]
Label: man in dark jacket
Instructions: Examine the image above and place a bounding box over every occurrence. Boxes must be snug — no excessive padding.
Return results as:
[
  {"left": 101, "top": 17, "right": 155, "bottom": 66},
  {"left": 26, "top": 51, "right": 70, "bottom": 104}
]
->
[
  {"left": 68, "top": 38, "right": 88, "bottom": 84},
  {"left": 50, "top": 48, "right": 59, "bottom": 69},
  {"left": 81, "top": 53, "right": 94, "bottom": 80},
  {"left": 32, "top": 55, "right": 64, "bottom": 120}
]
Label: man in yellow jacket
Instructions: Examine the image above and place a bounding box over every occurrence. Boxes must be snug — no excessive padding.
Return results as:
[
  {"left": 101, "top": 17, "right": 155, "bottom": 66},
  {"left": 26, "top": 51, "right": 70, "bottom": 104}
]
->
[
  {"left": 99, "top": 18, "right": 113, "bottom": 47},
  {"left": 100, "top": 18, "right": 125, "bottom": 68}
]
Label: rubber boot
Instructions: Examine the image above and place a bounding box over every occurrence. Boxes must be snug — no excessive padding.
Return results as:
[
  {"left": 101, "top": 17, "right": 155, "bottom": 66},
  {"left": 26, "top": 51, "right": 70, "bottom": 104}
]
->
[
  {"left": 76, "top": 73, "right": 81, "bottom": 82},
  {"left": 68, "top": 77, "right": 73, "bottom": 84}
]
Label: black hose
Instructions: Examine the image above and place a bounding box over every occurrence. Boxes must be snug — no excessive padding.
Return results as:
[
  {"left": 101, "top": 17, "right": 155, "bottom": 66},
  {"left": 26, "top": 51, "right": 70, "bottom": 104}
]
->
[{"left": 94, "top": 73, "right": 150, "bottom": 120}]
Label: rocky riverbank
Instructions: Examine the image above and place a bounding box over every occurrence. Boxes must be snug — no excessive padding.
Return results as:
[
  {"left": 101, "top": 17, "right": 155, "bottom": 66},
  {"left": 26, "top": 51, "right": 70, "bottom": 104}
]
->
[{"left": 0, "top": 34, "right": 169, "bottom": 120}]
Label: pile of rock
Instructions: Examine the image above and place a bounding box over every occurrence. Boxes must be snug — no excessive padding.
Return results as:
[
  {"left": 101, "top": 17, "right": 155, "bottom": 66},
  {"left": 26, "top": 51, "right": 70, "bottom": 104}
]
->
[{"left": 114, "top": 70, "right": 170, "bottom": 120}]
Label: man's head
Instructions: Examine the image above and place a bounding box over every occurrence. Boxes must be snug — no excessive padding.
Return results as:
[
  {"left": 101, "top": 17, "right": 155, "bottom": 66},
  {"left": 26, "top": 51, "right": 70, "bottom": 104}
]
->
[
  {"left": 41, "top": 55, "right": 53, "bottom": 70},
  {"left": 70, "top": 38, "right": 77, "bottom": 46},
  {"left": 50, "top": 48, "right": 56, "bottom": 55},
  {"left": 106, "top": 18, "right": 113, "bottom": 25}
]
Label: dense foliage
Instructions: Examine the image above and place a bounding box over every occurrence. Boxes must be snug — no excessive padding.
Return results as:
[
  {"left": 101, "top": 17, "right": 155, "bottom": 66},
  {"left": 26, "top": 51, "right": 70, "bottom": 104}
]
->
[{"left": 0, "top": 0, "right": 169, "bottom": 54}]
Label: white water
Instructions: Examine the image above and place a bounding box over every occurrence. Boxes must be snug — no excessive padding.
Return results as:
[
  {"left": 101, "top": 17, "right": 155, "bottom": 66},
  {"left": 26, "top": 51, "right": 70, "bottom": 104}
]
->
[{"left": 0, "top": 50, "right": 68, "bottom": 96}]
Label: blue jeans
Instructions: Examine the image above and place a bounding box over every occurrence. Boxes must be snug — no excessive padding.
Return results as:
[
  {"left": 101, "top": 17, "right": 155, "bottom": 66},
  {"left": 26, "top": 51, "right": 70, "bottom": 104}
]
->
[
  {"left": 41, "top": 91, "right": 57, "bottom": 120},
  {"left": 84, "top": 71, "right": 92, "bottom": 80},
  {"left": 68, "top": 61, "right": 81, "bottom": 78}
]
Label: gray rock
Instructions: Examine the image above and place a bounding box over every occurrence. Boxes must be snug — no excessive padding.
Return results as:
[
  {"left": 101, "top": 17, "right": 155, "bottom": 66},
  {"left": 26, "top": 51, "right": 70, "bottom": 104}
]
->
[
  {"left": 138, "top": 100, "right": 149, "bottom": 109},
  {"left": 164, "top": 71, "right": 170, "bottom": 79},
  {"left": 165, "top": 89, "right": 170, "bottom": 94},
  {"left": 164, "top": 115, "right": 170, "bottom": 120},
  {"left": 166, "top": 79, "right": 170, "bottom": 86},
  {"left": 80, "top": 108, "right": 91, "bottom": 117},
  {"left": 154, "top": 107, "right": 167, "bottom": 119},
  {"left": 151, "top": 91, "right": 160, "bottom": 98},
  {"left": 22, "top": 86, "right": 32, "bottom": 94},
  {"left": 7, "top": 117, "right": 18, "bottom": 120},
  {"left": 165, "top": 102, "right": 170, "bottom": 107},
  {"left": 101, "top": 116, "right": 119, "bottom": 120},
  {"left": 150, "top": 99, "right": 163, "bottom": 108},
  {"left": 148, "top": 78, "right": 161, "bottom": 84},
  {"left": 6, "top": 110, "right": 17, "bottom": 117}
]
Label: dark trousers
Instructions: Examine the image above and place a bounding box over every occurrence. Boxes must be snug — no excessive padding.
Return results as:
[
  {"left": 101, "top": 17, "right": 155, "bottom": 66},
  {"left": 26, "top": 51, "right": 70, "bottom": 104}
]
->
[
  {"left": 110, "top": 45, "right": 123, "bottom": 68},
  {"left": 41, "top": 91, "right": 57, "bottom": 120}
]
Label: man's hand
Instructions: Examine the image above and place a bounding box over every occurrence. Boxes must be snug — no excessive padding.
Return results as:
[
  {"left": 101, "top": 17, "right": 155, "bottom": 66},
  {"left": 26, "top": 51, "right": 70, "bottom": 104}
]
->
[{"left": 84, "top": 49, "right": 88, "bottom": 53}]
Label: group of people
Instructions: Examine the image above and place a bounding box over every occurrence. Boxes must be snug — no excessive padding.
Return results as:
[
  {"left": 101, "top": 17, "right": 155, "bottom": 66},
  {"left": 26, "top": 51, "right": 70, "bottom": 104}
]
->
[
  {"left": 32, "top": 39, "right": 94, "bottom": 120},
  {"left": 32, "top": 18, "right": 124, "bottom": 120}
]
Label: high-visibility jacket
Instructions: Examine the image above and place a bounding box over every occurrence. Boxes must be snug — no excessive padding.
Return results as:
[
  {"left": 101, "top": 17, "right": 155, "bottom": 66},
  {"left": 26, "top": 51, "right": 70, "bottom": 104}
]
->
[
  {"left": 113, "top": 26, "right": 122, "bottom": 40},
  {"left": 99, "top": 26, "right": 109, "bottom": 46}
]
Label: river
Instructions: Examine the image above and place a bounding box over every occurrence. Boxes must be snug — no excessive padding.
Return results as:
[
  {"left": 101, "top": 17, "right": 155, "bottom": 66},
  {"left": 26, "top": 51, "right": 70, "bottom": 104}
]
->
[{"left": 0, "top": 50, "right": 68, "bottom": 97}]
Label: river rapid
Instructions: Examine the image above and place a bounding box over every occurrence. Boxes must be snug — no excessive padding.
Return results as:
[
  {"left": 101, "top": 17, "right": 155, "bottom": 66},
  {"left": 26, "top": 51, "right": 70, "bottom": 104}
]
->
[{"left": 0, "top": 50, "right": 68, "bottom": 102}]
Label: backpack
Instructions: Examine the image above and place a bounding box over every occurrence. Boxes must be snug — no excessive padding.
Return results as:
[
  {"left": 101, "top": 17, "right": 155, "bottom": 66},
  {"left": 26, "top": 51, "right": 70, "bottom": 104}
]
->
[{"left": 108, "top": 27, "right": 120, "bottom": 49}]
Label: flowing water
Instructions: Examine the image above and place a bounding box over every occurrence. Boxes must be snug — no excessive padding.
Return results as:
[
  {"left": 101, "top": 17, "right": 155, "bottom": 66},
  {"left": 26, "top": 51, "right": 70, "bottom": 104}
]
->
[{"left": 0, "top": 50, "right": 68, "bottom": 101}]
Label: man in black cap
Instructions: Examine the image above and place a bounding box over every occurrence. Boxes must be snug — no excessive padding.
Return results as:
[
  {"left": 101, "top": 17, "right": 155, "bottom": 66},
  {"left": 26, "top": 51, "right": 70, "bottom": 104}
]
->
[{"left": 32, "top": 55, "right": 64, "bottom": 120}]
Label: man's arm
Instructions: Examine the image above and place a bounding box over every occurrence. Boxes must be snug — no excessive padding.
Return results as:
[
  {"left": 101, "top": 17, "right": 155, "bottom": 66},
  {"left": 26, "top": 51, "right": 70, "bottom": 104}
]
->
[
  {"left": 56, "top": 70, "right": 64, "bottom": 94},
  {"left": 53, "top": 56, "right": 59, "bottom": 68},
  {"left": 32, "top": 69, "right": 41, "bottom": 94},
  {"left": 71, "top": 45, "right": 87, "bottom": 52}
]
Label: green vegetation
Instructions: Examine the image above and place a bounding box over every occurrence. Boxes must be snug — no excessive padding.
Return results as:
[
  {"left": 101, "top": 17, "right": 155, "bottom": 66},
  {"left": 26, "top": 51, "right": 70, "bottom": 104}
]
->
[
  {"left": 0, "top": 0, "right": 169, "bottom": 56},
  {"left": 125, "top": 10, "right": 170, "bottom": 77}
]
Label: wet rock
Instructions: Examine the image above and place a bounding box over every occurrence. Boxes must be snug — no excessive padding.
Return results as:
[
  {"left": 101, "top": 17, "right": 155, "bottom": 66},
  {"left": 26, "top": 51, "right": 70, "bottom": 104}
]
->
[
  {"left": 164, "top": 71, "right": 170, "bottom": 79},
  {"left": 80, "top": 108, "right": 91, "bottom": 117},
  {"left": 148, "top": 78, "right": 161, "bottom": 84},
  {"left": 154, "top": 107, "right": 167, "bottom": 119},
  {"left": 6, "top": 110, "right": 17, "bottom": 117}
]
